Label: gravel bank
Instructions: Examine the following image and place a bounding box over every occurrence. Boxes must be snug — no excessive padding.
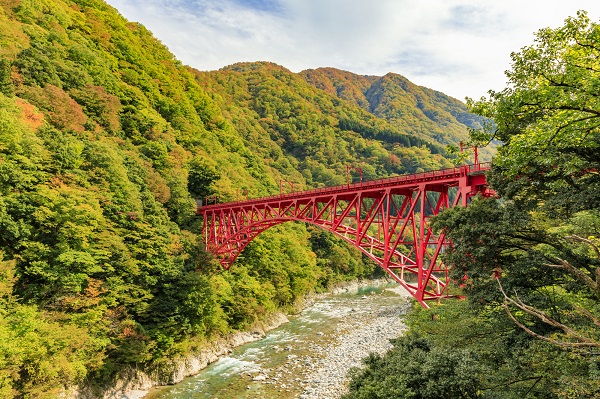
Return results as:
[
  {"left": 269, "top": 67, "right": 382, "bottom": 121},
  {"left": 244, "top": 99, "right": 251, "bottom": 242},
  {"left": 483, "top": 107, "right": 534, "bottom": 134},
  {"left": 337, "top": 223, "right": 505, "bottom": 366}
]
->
[
  {"left": 299, "top": 286, "right": 411, "bottom": 399},
  {"left": 249, "top": 285, "right": 412, "bottom": 399}
]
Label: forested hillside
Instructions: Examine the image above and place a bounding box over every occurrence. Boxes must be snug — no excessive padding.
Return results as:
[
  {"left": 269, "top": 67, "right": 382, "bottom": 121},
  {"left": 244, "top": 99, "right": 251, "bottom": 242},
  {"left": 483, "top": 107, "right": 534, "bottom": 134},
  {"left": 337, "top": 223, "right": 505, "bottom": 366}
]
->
[
  {"left": 0, "top": 0, "right": 483, "bottom": 397},
  {"left": 194, "top": 61, "right": 455, "bottom": 189}
]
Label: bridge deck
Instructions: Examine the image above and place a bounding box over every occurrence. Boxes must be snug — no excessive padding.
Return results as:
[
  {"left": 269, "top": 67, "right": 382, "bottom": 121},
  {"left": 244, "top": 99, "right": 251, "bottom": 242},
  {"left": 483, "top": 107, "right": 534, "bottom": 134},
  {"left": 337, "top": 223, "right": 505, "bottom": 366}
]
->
[{"left": 198, "top": 162, "right": 491, "bottom": 212}]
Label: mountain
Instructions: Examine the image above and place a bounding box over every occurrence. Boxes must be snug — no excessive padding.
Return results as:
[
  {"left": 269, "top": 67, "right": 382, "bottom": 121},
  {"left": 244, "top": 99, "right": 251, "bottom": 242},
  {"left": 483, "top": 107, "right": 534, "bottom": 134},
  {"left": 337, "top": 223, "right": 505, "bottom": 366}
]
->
[
  {"left": 0, "top": 0, "right": 487, "bottom": 396},
  {"left": 193, "top": 61, "right": 454, "bottom": 191},
  {"left": 300, "top": 67, "right": 379, "bottom": 110},
  {"left": 300, "top": 67, "right": 490, "bottom": 153}
]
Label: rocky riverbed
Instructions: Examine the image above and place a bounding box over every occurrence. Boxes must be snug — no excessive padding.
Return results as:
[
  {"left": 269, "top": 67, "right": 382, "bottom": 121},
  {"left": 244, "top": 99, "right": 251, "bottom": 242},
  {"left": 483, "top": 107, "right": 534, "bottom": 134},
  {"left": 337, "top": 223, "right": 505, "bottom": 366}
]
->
[
  {"left": 146, "top": 283, "right": 412, "bottom": 399},
  {"left": 298, "top": 286, "right": 410, "bottom": 398},
  {"left": 258, "top": 285, "right": 411, "bottom": 399}
]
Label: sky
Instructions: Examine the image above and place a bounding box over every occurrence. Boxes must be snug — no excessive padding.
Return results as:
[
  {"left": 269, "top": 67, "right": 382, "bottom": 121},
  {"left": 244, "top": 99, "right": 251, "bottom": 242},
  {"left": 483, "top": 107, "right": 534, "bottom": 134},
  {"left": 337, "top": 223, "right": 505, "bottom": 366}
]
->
[{"left": 104, "top": 0, "right": 600, "bottom": 101}]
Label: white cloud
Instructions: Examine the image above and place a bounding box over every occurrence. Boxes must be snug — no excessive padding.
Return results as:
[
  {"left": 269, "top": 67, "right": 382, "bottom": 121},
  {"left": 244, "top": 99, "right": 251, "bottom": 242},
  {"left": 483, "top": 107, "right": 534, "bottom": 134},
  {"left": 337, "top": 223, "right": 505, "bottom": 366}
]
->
[{"left": 105, "top": 0, "right": 600, "bottom": 100}]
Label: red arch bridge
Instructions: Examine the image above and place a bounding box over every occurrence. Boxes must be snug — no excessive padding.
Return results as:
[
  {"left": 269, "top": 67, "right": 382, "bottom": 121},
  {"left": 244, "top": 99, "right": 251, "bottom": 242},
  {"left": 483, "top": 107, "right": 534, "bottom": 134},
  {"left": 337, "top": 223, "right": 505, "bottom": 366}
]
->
[{"left": 198, "top": 163, "right": 493, "bottom": 307}]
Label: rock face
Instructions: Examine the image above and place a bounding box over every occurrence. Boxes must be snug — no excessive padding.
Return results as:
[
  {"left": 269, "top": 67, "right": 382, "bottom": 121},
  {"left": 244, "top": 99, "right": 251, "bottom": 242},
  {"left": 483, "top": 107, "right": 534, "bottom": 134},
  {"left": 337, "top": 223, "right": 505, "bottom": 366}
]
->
[{"left": 66, "top": 312, "right": 289, "bottom": 399}]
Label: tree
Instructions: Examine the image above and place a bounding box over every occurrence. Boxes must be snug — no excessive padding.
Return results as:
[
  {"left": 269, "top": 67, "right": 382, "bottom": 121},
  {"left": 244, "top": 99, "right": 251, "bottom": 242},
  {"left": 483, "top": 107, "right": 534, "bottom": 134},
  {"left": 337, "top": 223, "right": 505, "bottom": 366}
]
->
[
  {"left": 426, "top": 12, "right": 600, "bottom": 394},
  {"left": 0, "top": 59, "right": 14, "bottom": 96},
  {"left": 339, "top": 12, "right": 600, "bottom": 399},
  {"left": 187, "top": 156, "right": 220, "bottom": 199},
  {"left": 0, "top": 255, "right": 102, "bottom": 399},
  {"left": 344, "top": 333, "right": 485, "bottom": 399},
  {"left": 468, "top": 11, "right": 600, "bottom": 212}
]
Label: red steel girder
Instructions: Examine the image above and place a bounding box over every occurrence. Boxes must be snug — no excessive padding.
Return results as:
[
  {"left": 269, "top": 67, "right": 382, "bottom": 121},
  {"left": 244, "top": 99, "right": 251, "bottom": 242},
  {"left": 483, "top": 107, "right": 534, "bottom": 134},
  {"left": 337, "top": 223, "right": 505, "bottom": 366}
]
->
[{"left": 198, "top": 163, "right": 493, "bottom": 307}]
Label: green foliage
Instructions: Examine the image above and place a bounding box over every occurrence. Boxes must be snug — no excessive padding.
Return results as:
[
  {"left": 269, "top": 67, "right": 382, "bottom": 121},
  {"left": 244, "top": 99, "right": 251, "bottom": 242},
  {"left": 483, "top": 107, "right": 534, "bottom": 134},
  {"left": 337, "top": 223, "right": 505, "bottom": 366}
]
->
[
  {"left": 308, "top": 226, "right": 376, "bottom": 287},
  {"left": 344, "top": 334, "right": 485, "bottom": 399},
  {"left": 0, "top": 59, "right": 13, "bottom": 96},
  {"left": 71, "top": 84, "right": 121, "bottom": 132},
  {"left": 347, "top": 301, "right": 600, "bottom": 399},
  {"left": 451, "top": 11, "right": 600, "bottom": 317},
  {"left": 467, "top": 11, "right": 600, "bottom": 212},
  {"left": 187, "top": 156, "right": 220, "bottom": 199},
  {"left": 0, "top": 256, "right": 104, "bottom": 399}
]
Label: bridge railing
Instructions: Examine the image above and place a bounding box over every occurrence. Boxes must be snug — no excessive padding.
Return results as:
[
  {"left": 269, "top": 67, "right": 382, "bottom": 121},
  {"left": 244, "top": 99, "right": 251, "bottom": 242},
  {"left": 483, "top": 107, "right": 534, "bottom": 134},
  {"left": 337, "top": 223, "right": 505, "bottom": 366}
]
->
[{"left": 199, "top": 162, "right": 491, "bottom": 211}]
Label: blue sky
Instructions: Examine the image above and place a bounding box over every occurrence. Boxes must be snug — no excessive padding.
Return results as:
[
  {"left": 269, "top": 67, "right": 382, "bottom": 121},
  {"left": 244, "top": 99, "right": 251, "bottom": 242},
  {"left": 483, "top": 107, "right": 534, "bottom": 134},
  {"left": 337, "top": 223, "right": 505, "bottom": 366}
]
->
[{"left": 104, "top": 0, "right": 600, "bottom": 101}]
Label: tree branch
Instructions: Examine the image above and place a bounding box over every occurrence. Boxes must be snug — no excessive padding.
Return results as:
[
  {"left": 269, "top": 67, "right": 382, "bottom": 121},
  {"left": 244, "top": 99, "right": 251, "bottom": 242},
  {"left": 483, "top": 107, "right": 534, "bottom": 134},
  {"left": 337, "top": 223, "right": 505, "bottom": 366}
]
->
[
  {"left": 497, "top": 279, "right": 600, "bottom": 348},
  {"left": 545, "top": 235, "right": 600, "bottom": 298},
  {"left": 574, "top": 38, "right": 600, "bottom": 53},
  {"left": 556, "top": 105, "right": 600, "bottom": 116},
  {"left": 545, "top": 258, "right": 599, "bottom": 296},
  {"left": 565, "top": 235, "right": 600, "bottom": 261}
]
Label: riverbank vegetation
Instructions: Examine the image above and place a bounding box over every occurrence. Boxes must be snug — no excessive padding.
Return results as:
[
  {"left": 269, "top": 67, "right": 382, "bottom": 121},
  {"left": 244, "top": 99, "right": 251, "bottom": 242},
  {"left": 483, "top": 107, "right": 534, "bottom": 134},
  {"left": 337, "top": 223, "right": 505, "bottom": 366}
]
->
[{"left": 344, "top": 11, "right": 600, "bottom": 399}]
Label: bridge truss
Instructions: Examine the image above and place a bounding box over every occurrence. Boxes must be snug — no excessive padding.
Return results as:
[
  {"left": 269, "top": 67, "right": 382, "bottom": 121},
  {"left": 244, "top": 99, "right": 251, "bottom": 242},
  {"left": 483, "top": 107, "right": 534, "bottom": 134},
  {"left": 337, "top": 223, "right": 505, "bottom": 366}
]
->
[{"left": 198, "top": 163, "right": 492, "bottom": 307}]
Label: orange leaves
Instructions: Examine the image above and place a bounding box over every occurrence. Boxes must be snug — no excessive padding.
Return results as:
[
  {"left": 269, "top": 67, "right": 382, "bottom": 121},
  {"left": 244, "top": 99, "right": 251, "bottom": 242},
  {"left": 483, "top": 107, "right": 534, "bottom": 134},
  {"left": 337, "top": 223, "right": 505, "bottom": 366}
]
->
[
  {"left": 20, "top": 85, "right": 87, "bottom": 133},
  {"left": 59, "top": 278, "right": 108, "bottom": 311},
  {"left": 15, "top": 97, "right": 44, "bottom": 131}
]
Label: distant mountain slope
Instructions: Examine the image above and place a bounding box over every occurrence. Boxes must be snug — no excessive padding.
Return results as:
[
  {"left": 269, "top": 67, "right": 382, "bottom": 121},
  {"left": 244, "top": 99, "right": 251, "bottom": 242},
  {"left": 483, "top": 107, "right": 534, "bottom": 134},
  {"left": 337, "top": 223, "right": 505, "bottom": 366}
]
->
[
  {"left": 300, "top": 67, "right": 378, "bottom": 110},
  {"left": 299, "top": 67, "right": 490, "bottom": 156}
]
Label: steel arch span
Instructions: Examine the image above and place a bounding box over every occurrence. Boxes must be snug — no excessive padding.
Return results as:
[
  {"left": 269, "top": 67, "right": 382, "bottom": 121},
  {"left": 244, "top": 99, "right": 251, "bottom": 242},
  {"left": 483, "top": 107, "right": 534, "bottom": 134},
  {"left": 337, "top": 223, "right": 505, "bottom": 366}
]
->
[{"left": 198, "top": 163, "right": 493, "bottom": 307}]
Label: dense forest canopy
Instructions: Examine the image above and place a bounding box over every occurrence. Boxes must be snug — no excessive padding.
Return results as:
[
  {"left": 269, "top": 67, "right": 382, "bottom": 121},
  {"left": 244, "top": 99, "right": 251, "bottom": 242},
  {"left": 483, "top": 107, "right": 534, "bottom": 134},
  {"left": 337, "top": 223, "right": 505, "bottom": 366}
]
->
[
  {"left": 344, "top": 11, "right": 600, "bottom": 399},
  {"left": 0, "top": 0, "right": 489, "bottom": 397}
]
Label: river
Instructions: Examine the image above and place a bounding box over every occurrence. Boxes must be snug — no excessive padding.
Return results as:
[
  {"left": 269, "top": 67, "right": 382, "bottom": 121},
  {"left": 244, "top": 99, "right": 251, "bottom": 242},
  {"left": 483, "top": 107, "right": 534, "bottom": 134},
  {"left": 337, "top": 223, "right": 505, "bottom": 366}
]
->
[{"left": 144, "top": 282, "right": 411, "bottom": 399}]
